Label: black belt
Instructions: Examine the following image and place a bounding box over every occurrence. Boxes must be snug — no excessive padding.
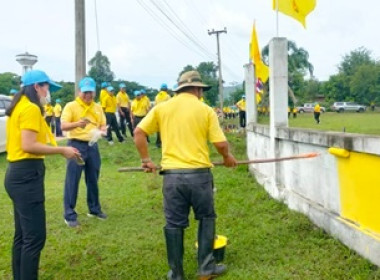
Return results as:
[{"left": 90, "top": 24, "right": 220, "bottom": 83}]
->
[
  {"left": 160, "top": 168, "right": 210, "bottom": 175},
  {"left": 70, "top": 139, "right": 89, "bottom": 144}
]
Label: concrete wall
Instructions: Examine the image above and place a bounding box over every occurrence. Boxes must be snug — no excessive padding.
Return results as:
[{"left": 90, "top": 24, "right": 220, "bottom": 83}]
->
[{"left": 247, "top": 123, "right": 380, "bottom": 266}]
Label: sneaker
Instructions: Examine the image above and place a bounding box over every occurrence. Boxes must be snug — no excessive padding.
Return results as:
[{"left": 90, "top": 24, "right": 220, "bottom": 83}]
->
[
  {"left": 65, "top": 219, "right": 80, "bottom": 228},
  {"left": 87, "top": 212, "right": 108, "bottom": 220},
  {"left": 108, "top": 141, "right": 114, "bottom": 145}
]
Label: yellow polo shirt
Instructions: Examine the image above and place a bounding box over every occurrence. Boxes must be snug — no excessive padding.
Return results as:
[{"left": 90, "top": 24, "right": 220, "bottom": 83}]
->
[
  {"left": 116, "top": 91, "right": 130, "bottom": 108},
  {"left": 155, "top": 90, "right": 170, "bottom": 105},
  {"left": 138, "top": 93, "right": 226, "bottom": 170},
  {"left": 54, "top": 104, "right": 62, "bottom": 117},
  {"left": 61, "top": 99, "right": 106, "bottom": 141},
  {"left": 99, "top": 89, "right": 108, "bottom": 107},
  {"left": 131, "top": 98, "right": 149, "bottom": 117},
  {"left": 236, "top": 99, "right": 246, "bottom": 111},
  {"left": 314, "top": 104, "right": 321, "bottom": 113},
  {"left": 44, "top": 104, "right": 54, "bottom": 117},
  {"left": 101, "top": 93, "right": 117, "bottom": 113},
  {"left": 6, "top": 96, "right": 47, "bottom": 161}
]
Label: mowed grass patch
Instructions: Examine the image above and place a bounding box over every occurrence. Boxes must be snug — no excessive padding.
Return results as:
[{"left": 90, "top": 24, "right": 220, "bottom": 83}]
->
[
  {"left": 0, "top": 134, "right": 379, "bottom": 279},
  {"left": 258, "top": 111, "right": 380, "bottom": 135}
]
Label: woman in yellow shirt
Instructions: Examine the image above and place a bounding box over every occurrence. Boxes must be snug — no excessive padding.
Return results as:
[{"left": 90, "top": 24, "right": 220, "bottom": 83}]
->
[{"left": 4, "top": 70, "right": 79, "bottom": 280}]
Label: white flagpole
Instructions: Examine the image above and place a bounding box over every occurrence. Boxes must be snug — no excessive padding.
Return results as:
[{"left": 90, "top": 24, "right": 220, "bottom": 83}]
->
[{"left": 276, "top": 0, "right": 279, "bottom": 37}]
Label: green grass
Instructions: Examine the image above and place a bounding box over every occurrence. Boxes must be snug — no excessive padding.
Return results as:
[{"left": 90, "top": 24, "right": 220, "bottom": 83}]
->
[
  {"left": 0, "top": 134, "right": 379, "bottom": 279},
  {"left": 258, "top": 111, "right": 380, "bottom": 135}
]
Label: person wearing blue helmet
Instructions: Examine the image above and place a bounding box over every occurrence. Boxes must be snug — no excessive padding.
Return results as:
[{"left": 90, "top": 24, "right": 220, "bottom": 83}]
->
[
  {"left": 9, "top": 88, "right": 18, "bottom": 99},
  {"left": 236, "top": 95, "right": 246, "bottom": 129},
  {"left": 4, "top": 70, "right": 79, "bottom": 280},
  {"left": 130, "top": 90, "right": 150, "bottom": 130},
  {"left": 61, "top": 77, "right": 108, "bottom": 227},
  {"left": 154, "top": 84, "right": 171, "bottom": 148},
  {"left": 116, "top": 83, "right": 134, "bottom": 137},
  {"left": 54, "top": 99, "right": 63, "bottom": 137},
  {"left": 102, "top": 86, "right": 124, "bottom": 144},
  {"left": 99, "top": 82, "right": 109, "bottom": 109}
]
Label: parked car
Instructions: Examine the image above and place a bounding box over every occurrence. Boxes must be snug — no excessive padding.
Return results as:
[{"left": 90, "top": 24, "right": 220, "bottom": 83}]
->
[
  {"left": 0, "top": 95, "right": 12, "bottom": 153},
  {"left": 297, "top": 103, "right": 325, "bottom": 113},
  {"left": 331, "top": 102, "right": 366, "bottom": 113}
]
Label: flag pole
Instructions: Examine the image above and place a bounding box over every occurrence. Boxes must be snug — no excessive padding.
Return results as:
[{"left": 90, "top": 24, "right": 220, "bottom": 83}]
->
[{"left": 276, "top": 0, "right": 279, "bottom": 37}]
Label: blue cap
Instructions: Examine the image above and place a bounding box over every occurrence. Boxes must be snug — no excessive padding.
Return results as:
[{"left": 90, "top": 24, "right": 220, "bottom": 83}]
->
[
  {"left": 56, "top": 99, "right": 61, "bottom": 103},
  {"left": 140, "top": 89, "right": 146, "bottom": 94},
  {"left": 119, "top": 83, "right": 126, "bottom": 88},
  {"left": 10, "top": 89, "right": 18, "bottom": 95},
  {"left": 21, "top": 70, "right": 62, "bottom": 92},
  {"left": 107, "top": 86, "right": 115, "bottom": 92},
  {"left": 79, "top": 77, "right": 96, "bottom": 92},
  {"left": 160, "top": 83, "right": 168, "bottom": 90},
  {"left": 134, "top": 90, "right": 141, "bottom": 96},
  {"left": 101, "top": 82, "right": 109, "bottom": 88}
]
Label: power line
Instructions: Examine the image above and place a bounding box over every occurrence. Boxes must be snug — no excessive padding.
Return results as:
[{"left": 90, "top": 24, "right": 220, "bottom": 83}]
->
[
  {"left": 94, "top": 0, "right": 101, "bottom": 51},
  {"left": 136, "top": 0, "right": 209, "bottom": 59}
]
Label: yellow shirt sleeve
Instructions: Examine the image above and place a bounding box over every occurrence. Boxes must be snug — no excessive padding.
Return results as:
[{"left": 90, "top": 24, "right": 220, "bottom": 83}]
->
[
  {"left": 137, "top": 107, "right": 159, "bottom": 135},
  {"left": 207, "top": 107, "right": 226, "bottom": 143},
  {"left": 61, "top": 103, "right": 73, "bottom": 123},
  {"left": 20, "top": 105, "right": 42, "bottom": 132}
]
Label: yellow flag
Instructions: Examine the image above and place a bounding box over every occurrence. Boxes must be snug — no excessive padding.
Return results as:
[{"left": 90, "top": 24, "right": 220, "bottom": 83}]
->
[
  {"left": 249, "top": 23, "right": 269, "bottom": 83},
  {"left": 273, "top": 0, "right": 316, "bottom": 28}
]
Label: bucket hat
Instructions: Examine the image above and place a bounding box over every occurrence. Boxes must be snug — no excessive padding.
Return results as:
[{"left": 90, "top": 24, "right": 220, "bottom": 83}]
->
[{"left": 173, "top": 71, "right": 211, "bottom": 92}]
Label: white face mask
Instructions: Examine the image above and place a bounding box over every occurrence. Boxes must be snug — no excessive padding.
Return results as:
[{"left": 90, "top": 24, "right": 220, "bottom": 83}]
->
[{"left": 40, "top": 90, "right": 51, "bottom": 105}]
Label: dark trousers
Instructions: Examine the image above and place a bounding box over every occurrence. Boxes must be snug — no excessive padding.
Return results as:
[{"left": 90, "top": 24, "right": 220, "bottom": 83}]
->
[
  {"left": 119, "top": 107, "right": 134, "bottom": 137},
  {"left": 133, "top": 116, "right": 149, "bottom": 142},
  {"left": 156, "top": 132, "right": 161, "bottom": 147},
  {"left": 5, "top": 159, "right": 46, "bottom": 280},
  {"left": 105, "top": 112, "right": 123, "bottom": 142},
  {"left": 64, "top": 140, "right": 102, "bottom": 221},
  {"left": 162, "top": 171, "right": 216, "bottom": 228},
  {"left": 55, "top": 117, "right": 62, "bottom": 137},
  {"left": 239, "top": 111, "right": 246, "bottom": 128},
  {"left": 314, "top": 112, "right": 320, "bottom": 124}
]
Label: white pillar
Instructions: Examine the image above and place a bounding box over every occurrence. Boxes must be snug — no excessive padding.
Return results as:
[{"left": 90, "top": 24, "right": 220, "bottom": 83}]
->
[
  {"left": 269, "top": 37, "right": 288, "bottom": 195},
  {"left": 244, "top": 63, "right": 257, "bottom": 124}
]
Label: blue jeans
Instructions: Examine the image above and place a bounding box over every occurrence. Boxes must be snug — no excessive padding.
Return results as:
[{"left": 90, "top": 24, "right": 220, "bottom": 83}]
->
[{"left": 63, "top": 140, "right": 102, "bottom": 221}]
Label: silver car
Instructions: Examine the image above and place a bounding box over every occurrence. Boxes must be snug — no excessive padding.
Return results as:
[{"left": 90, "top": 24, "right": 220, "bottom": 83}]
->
[
  {"left": 331, "top": 102, "right": 366, "bottom": 113},
  {"left": 0, "top": 95, "right": 12, "bottom": 153}
]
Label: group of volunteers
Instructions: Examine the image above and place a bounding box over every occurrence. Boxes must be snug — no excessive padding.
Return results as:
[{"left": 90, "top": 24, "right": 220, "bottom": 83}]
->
[{"left": 4, "top": 69, "right": 237, "bottom": 280}]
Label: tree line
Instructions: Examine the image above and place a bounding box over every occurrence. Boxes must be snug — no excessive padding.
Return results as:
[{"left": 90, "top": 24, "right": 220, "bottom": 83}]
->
[{"left": 1, "top": 45, "right": 379, "bottom": 109}]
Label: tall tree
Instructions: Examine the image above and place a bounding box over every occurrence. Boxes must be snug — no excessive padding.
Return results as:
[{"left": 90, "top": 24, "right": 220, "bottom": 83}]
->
[
  {"left": 0, "top": 72, "right": 20, "bottom": 95},
  {"left": 88, "top": 51, "right": 114, "bottom": 95}
]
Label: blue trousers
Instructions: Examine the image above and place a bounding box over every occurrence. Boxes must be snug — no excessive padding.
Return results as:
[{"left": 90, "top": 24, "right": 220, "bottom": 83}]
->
[{"left": 64, "top": 140, "right": 102, "bottom": 221}]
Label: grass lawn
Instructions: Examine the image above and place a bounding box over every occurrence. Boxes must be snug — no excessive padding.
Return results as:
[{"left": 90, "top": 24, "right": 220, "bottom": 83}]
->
[
  {"left": 0, "top": 133, "right": 380, "bottom": 279},
  {"left": 257, "top": 111, "right": 380, "bottom": 135}
]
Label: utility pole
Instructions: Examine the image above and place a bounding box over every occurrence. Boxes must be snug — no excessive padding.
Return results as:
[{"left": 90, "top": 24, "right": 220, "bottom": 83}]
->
[
  {"left": 208, "top": 27, "right": 227, "bottom": 120},
  {"left": 75, "top": 0, "right": 86, "bottom": 96}
]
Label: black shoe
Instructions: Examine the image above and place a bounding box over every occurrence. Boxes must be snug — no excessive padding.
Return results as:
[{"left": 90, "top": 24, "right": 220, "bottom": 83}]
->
[{"left": 65, "top": 219, "right": 80, "bottom": 228}]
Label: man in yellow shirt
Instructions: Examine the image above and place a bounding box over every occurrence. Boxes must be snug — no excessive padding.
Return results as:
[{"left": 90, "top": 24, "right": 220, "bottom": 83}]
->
[
  {"left": 236, "top": 95, "right": 246, "bottom": 128},
  {"left": 135, "top": 70, "right": 237, "bottom": 280},
  {"left": 44, "top": 102, "right": 54, "bottom": 133},
  {"left": 116, "top": 83, "right": 133, "bottom": 137},
  {"left": 61, "top": 77, "right": 107, "bottom": 227},
  {"left": 54, "top": 98, "right": 63, "bottom": 136},
  {"left": 314, "top": 103, "right": 321, "bottom": 124},
  {"left": 154, "top": 83, "right": 171, "bottom": 148},
  {"left": 131, "top": 90, "right": 150, "bottom": 128},
  {"left": 99, "top": 82, "right": 109, "bottom": 110},
  {"left": 102, "top": 86, "right": 124, "bottom": 144}
]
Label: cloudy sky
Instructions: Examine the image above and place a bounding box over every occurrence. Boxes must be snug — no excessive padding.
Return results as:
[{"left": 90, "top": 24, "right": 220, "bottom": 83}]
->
[{"left": 1, "top": 0, "right": 379, "bottom": 89}]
